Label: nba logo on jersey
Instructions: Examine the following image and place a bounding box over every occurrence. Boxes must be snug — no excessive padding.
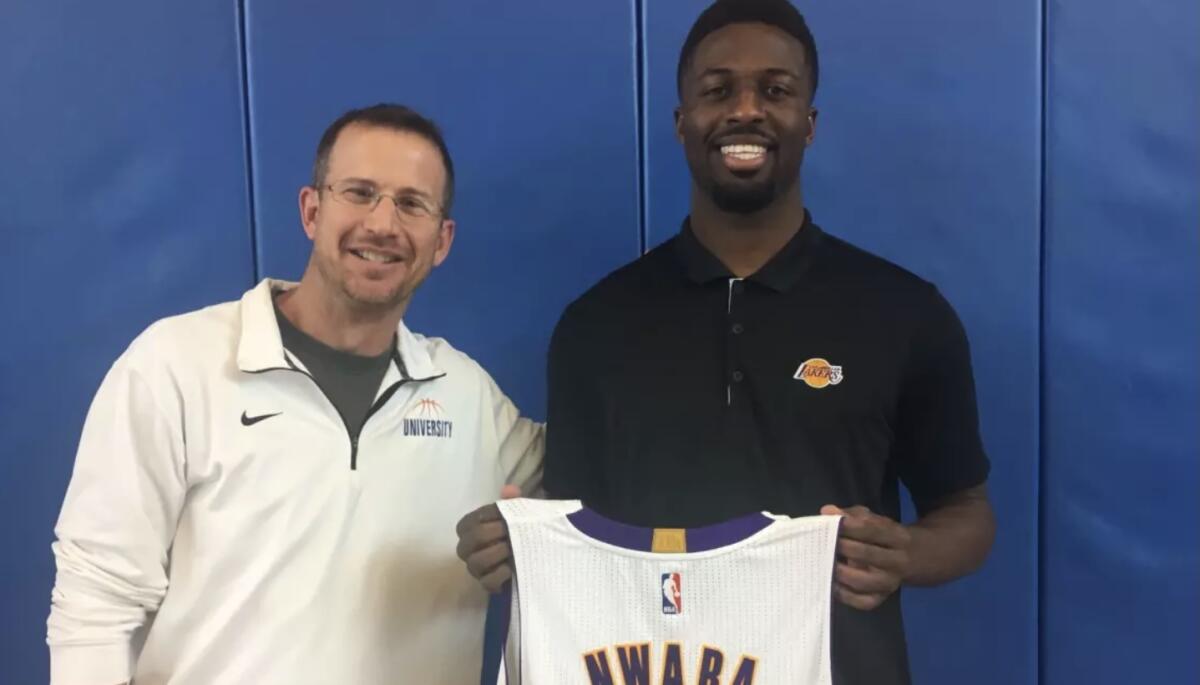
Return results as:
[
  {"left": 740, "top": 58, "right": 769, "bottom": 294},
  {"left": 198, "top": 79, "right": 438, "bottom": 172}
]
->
[{"left": 661, "top": 572, "right": 682, "bottom": 615}]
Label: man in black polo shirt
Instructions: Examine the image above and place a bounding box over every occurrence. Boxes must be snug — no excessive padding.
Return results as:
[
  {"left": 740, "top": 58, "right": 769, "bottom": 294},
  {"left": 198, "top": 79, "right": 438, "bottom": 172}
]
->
[{"left": 456, "top": 0, "right": 995, "bottom": 682}]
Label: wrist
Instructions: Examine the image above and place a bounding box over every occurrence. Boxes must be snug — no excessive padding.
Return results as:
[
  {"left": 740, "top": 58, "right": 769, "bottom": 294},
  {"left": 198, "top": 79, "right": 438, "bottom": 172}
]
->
[{"left": 900, "top": 522, "right": 932, "bottom": 586}]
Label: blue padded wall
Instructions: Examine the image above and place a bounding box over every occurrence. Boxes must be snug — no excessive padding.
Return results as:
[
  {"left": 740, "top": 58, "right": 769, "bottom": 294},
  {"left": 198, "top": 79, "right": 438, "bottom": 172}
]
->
[
  {"left": 0, "top": 3, "right": 253, "bottom": 684},
  {"left": 1042, "top": 0, "right": 1200, "bottom": 682},
  {"left": 641, "top": 2, "right": 1042, "bottom": 684}
]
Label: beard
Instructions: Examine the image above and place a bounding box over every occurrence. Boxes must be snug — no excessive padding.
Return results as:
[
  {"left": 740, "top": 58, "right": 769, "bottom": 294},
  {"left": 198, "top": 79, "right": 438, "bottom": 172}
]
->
[
  {"left": 312, "top": 247, "right": 411, "bottom": 312},
  {"left": 685, "top": 146, "right": 793, "bottom": 216},
  {"left": 708, "top": 177, "right": 778, "bottom": 214}
]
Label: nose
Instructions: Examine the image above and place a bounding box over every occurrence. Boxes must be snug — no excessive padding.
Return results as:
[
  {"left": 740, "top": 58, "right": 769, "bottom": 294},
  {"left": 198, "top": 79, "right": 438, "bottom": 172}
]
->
[
  {"left": 362, "top": 195, "right": 400, "bottom": 234},
  {"left": 727, "top": 85, "right": 765, "bottom": 124}
]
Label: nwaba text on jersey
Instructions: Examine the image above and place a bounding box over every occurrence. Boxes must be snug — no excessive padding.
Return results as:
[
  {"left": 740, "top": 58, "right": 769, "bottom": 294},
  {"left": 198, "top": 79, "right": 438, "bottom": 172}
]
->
[{"left": 583, "top": 642, "right": 756, "bottom": 685}]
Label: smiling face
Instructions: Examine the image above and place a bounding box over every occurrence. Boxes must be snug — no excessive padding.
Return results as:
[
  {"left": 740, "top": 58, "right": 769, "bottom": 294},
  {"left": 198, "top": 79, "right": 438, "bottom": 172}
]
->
[
  {"left": 298, "top": 123, "right": 454, "bottom": 313},
  {"left": 675, "top": 22, "right": 817, "bottom": 214}
]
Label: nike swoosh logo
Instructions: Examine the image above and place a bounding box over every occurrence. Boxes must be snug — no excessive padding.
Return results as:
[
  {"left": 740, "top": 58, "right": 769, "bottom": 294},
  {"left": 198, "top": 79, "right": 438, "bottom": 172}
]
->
[{"left": 241, "top": 411, "right": 281, "bottom": 426}]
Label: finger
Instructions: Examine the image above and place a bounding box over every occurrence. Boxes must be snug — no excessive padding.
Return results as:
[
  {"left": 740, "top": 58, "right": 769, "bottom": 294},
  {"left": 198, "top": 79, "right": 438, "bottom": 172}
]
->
[
  {"left": 455, "top": 504, "right": 503, "bottom": 537},
  {"left": 835, "top": 517, "right": 889, "bottom": 545},
  {"left": 455, "top": 520, "right": 509, "bottom": 560},
  {"left": 833, "top": 562, "right": 898, "bottom": 595},
  {"left": 466, "top": 541, "right": 513, "bottom": 580},
  {"left": 821, "top": 504, "right": 871, "bottom": 518},
  {"left": 833, "top": 583, "right": 887, "bottom": 611},
  {"left": 825, "top": 506, "right": 862, "bottom": 567},
  {"left": 476, "top": 503, "right": 504, "bottom": 523},
  {"left": 838, "top": 515, "right": 909, "bottom": 549},
  {"left": 837, "top": 538, "right": 905, "bottom": 571},
  {"left": 480, "top": 564, "right": 513, "bottom": 594},
  {"left": 500, "top": 484, "right": 522, "bottom": 499}
]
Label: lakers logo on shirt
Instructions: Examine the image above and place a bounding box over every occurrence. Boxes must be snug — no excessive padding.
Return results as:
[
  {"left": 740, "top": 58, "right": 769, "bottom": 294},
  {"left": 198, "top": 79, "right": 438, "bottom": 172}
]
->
[
  {"left": 402, "top": 398, "right": 454, "bottom": 438},
  {"left": 794, "top": 358, "right": 843, "bottom": 388}
]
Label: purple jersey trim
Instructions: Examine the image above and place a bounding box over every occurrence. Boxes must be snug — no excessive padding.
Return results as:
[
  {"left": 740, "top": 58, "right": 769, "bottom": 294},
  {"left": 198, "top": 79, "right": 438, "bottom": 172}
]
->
[
  {"left": 498, "top": 582, "right": 513, "bottom": 685},
  {"left": 565, "top": 507, "right": 774, "bottom": 552}
]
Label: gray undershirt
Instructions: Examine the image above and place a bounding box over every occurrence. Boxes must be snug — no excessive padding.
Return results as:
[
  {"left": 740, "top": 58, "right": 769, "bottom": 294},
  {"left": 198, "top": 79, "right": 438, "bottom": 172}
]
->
[{"left": 273, "top": 298, "right": 393, "bottom": 439}]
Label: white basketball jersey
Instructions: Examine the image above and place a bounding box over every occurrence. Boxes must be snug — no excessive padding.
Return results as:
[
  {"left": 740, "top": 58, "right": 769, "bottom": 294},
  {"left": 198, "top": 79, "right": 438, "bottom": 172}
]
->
[{"left": 496, "top": 498, "right": 841, "bottom": 685}]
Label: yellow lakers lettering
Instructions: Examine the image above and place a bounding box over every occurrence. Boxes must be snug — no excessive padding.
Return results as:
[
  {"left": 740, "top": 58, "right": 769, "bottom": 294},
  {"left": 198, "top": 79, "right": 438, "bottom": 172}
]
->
[{"left": 583, "top": 643, "right": 757, "bottom": 685}]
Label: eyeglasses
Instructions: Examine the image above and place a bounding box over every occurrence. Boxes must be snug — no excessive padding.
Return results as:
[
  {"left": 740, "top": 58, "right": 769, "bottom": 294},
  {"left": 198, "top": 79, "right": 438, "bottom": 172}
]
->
[{"left": 322, "top": 179, "right": 443, "bottom": 225}]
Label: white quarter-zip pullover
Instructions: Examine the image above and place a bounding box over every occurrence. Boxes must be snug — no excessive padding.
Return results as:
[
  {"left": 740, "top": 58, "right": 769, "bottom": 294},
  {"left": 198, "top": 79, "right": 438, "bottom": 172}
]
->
[{"left": 48, "top": 279, "right": 543, "bottom": 685}]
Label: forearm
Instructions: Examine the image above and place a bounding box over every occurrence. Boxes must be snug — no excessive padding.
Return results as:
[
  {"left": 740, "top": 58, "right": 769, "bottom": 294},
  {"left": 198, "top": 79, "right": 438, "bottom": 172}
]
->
[
  {"left": 49, "top": 359, "right": 185, "bottom": 685},
  {"left": 48, "top": 534, "right": 166, "bottom": 685},
  {"left": 903, "top": 485, "right": 995, "bottom": 587},
  {"left": 493, "top": 401, "right": 546, "bottom": 497},
  {"left": 48, "top": 578, "right": 140, "bottom": 685},
  {"left": 49, "top": 640, "right": 133, "bottom": 685}
]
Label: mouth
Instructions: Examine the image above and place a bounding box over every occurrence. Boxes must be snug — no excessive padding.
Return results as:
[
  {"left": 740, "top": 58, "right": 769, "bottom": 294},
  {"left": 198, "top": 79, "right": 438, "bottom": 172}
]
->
[
  {"left": 717, "top": 143, "right": 770, "bottom": 173},
  {"left": 348, "top": 248, "right": 403, "bottom": 265}
]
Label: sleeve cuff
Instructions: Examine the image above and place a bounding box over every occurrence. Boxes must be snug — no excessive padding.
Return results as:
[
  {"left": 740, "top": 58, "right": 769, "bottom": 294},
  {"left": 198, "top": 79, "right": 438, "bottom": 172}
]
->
[{"left": 50, "top": 642, "right": 133, "bottom": 685}]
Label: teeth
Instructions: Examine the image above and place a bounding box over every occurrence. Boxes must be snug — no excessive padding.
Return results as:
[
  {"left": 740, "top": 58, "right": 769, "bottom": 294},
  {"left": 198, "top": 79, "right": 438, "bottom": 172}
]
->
[
  {"left": 355, "top": 250, "right": 396, "bottom": 264},
  {"left": 721, "top": 144, "right": 767, "bottom": 160}
]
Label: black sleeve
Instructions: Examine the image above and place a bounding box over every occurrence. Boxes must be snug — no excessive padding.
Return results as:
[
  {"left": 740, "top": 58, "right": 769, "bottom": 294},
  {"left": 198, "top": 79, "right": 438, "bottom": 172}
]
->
[
  {"left": 893, "top": 288, "right": 991, "bottom": 511},
  {"left": 544, "top": 302, "right": 607, "bottom": 503}
]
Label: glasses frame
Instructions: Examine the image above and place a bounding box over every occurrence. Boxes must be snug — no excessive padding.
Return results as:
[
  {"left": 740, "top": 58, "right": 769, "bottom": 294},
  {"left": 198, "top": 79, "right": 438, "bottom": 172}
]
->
[{"left": 320, "top": 179, "right": 445, "bottom": 225}]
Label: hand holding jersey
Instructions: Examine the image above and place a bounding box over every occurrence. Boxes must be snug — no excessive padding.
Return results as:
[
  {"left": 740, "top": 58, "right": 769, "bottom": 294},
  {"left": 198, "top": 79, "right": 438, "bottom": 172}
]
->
[
  {"left": 457, "top": 496, "right": 945, "bottom": 679},
  {"left": 458, "top": 496, "right": 916, "bottom": 613},
  {"left": 820, "top": 505, "right": 912, "bottom": 611},
  {"left": 457, "top": 484, "right": 522, "bottom": 593}
]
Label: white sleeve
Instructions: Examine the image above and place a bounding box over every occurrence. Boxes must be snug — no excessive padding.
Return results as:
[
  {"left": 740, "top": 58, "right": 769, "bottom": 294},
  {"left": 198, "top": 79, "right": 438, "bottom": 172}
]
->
[
  {"left": 483, "top": 370, "right": 545, "bottom": 498},
  {"left": 47, "top": 352, "right": 188, "bottom": 685}
]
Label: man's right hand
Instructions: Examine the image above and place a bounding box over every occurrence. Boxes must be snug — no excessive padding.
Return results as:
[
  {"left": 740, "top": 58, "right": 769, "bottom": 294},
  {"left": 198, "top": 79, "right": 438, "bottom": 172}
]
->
[{"left": 455, "top": 485, "right": 521, "bottom": 593}]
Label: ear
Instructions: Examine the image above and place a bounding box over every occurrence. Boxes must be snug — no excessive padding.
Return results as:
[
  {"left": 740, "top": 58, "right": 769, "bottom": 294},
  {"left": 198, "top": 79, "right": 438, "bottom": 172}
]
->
[
  {"left": 673, "top": 106, "right": 685, "bottom": 144},
  {"left": 805, "top": 108, "right": 819, "bottom": 147},
  {"left": 299, "top": 185, "right": 320, "bottom": 241},
  {"left": 432, "top": 218, "right": 456, "bottom": 268}
]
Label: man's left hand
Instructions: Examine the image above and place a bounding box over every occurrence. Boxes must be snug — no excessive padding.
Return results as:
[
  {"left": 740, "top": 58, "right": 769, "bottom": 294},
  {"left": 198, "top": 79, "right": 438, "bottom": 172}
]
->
[{"left": 820, "top": 504, "right": 912, "bottom": 611}]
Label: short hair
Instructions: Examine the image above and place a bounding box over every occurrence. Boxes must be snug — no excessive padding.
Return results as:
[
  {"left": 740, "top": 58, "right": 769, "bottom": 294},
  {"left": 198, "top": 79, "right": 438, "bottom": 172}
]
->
[
  {"left": 676, "top": 0, "right": 819, "bottom": 100},
  {"left": 311, "top": 103, "right": 456, "bottom": 216}
]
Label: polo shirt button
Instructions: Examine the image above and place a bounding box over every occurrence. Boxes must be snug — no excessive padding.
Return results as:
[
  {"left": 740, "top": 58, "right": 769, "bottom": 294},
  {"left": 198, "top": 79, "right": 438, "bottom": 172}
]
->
[
  {"left": 731, "top": 323, "right": 744, "bottom": 335},
  {"left": 732, "top": 370, "right": 745, "bottom": 382}
]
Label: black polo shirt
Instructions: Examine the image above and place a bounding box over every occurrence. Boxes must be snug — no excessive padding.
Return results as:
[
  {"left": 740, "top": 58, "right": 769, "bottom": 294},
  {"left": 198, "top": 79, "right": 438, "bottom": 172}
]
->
[{"left": 543, "top": 213, "right": 990, "bottom": 685}]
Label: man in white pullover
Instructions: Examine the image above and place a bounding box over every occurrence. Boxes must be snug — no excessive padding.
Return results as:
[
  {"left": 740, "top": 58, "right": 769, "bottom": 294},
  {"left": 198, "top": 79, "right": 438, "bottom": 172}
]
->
[{"left": 47, "top": 103, "right": 543, "bottom": 685}]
